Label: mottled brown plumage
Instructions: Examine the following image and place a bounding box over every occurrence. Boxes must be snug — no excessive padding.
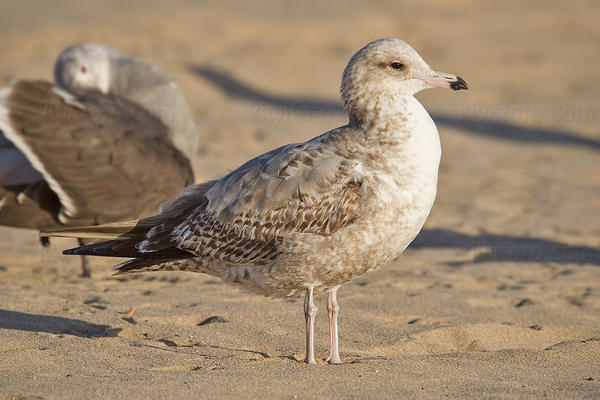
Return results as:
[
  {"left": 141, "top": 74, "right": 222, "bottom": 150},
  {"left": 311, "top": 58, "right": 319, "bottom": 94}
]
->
[{"left": 138, "top": 139, "right": 361, "bottom": 266}]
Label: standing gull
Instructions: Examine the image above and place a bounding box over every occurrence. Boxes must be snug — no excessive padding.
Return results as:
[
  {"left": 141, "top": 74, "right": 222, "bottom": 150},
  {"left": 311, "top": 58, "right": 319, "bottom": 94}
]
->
[
  {"left": 45, "top": 39, "right": 467, "bottom": 363},
  {"left": 0, "top": 43, "right": 196, "bottom": 276}
]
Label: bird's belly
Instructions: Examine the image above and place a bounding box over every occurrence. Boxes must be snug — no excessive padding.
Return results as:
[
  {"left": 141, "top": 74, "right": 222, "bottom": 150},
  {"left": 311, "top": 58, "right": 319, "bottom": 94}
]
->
[
  {"left": 339, "top": 174, "right": 438, "bottom": 274},
  {"left": 268, "top": 173, "right": 439, "bottom": 295}
]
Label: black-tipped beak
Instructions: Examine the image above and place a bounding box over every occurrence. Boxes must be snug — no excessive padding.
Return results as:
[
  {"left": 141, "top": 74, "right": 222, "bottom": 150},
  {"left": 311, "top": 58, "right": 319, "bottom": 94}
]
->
[
  {"left": 450, "top": 76, "right": 468, "bottom": 91},
  {"left": 421, "top": 71, "right": 469, "bottom": 91}
]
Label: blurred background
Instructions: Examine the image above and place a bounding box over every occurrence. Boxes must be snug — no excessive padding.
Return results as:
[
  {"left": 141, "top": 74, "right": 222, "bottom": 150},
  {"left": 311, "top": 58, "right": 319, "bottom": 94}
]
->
[
  {"left": 1, "top": 0, "right": 598, "bottom": 263},
  {"left": 0, "top": 1, "right": 598, "bottom": 397}
]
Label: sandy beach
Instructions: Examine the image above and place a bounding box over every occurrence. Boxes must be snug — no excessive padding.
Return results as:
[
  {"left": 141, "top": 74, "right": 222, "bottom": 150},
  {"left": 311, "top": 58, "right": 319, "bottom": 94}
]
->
[{"left": 0, "top": 0, "right": 599, "bottom": 398}]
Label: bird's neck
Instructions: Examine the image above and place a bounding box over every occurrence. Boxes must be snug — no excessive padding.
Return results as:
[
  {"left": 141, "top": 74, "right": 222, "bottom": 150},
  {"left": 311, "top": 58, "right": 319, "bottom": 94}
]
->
[
  {"left": 345, "top": 95, "right": 441, "bottom": 178},
  {"left": 347, "top": 95, "right": 422, "bottom": 137}
]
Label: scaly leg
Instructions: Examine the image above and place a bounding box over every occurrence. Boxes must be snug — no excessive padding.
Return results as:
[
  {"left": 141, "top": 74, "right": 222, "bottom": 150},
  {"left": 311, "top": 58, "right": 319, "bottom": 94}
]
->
[
  {"left": 326, "top": 286, "right": 342, "bottom": 364},
  {"left": 78, "top": 238, "right": 91, "bottom": 278},
  {"left": 303, "top": 287, "right": 317, "bottom": 364}
]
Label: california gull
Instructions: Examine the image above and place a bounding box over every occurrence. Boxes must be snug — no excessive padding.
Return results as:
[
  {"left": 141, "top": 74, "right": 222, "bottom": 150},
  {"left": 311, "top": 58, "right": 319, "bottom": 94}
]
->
[{"left": 45, "top": 38, "right": 467, "bottom": 363}]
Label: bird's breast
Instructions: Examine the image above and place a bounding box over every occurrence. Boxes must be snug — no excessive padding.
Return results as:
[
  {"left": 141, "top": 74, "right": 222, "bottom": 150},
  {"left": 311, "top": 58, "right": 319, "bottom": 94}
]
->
[
  {"left": 352, "top": 100, "right": 442, "bottom": 267},
  {"left": 360, "top": 167, "right": 438, "bottom": 258}
]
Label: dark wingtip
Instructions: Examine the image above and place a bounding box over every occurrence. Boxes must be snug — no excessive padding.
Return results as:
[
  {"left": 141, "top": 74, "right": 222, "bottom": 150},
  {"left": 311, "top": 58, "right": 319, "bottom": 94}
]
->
[
  {"left": 63, "top": 247, "right": 80, "bottom": 255},
  {"left": 450, "top": 76, "right": 468, "bottom": 91}
]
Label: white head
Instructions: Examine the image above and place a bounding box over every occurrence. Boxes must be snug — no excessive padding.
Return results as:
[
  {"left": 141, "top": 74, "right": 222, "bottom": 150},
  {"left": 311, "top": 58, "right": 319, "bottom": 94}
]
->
[
  {"left": 54, "top": 43, "right": 117, "bottom": 93},
  {"left": 341, "top": 38, "right": 467, "bottom": 122}
]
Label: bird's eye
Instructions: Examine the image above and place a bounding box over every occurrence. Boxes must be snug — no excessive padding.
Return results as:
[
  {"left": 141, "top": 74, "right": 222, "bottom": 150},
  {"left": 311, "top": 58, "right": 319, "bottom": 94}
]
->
[
  {"left": 390, "top": 61, "right": 404, "bottom": 70},
  {"left": 80, "top": 66, "right": 87, "bottom": 74}
]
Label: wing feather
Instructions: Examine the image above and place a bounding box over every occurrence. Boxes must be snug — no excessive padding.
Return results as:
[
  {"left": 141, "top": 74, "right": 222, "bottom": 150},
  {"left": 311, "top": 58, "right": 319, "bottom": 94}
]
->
[
  {"left": 0, "top": 80, "right": 194, "bottom": 227},
  {"left": 139, "top": 135, "right": 361, "bottom": 266}
]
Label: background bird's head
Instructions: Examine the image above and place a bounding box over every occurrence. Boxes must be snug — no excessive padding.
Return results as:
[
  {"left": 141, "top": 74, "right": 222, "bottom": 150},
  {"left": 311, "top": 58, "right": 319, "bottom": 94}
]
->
[{"left": 54, "top": 43, "right": 116, "bottom": 93}]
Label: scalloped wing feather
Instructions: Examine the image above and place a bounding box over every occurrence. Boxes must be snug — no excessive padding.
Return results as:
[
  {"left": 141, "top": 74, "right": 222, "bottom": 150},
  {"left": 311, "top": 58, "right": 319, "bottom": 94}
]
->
[{"left": 138, "top": 135, "right": 362, "bottom": 266}]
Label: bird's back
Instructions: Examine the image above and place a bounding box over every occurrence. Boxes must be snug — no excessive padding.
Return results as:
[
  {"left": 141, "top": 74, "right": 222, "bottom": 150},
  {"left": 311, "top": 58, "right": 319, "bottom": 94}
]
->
[{"left": 109, "top": 56, "right": 199, "bottom": 160}]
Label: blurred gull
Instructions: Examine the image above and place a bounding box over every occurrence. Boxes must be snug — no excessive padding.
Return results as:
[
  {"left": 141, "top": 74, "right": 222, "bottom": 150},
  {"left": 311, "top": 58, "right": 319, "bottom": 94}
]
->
[
  {"left": 0, "top": 43, "right": 197, "bottom": 276},
  {"left": 45, "top": 39, "right": 467, "bottom": 363}
]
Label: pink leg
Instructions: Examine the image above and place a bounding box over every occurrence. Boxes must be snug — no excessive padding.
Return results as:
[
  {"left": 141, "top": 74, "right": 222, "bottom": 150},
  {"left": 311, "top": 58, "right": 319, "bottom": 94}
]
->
[
  {"left": 303, "top": 287, "right": 317, "bottom": 364},
  {"left": 326, "top": 286, "right": 342, "bottom": 364}
]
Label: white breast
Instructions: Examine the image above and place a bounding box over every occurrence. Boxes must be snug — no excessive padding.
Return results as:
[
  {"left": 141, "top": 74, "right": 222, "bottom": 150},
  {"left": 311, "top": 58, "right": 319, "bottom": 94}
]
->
[{"left": 360, "top": 96, "right": 441, "bottom": 260}]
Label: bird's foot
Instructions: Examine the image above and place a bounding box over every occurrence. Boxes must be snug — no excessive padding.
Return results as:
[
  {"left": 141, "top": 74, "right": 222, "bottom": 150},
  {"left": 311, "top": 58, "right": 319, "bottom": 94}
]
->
[
  {"left": 304, "top": 356, "right": 316, "bottom": 365},
  {"left": 326, "top": 355, "right": 343, "bottom": 365}
]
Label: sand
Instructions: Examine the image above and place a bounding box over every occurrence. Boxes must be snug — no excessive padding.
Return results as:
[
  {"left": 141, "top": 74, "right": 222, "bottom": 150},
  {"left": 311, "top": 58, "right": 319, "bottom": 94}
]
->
[{"left": 0, "top": 1, "right": 599, "bottom": 398}]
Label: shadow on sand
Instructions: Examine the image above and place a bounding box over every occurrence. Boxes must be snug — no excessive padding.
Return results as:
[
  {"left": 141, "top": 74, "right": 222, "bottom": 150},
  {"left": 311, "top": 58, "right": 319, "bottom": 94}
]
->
[
  {"left": 189, "top": 65, "right": 599, "bottom": 151},
  {"left": 413, "top": 229, "right": 600, "bottom": 266},
  {"left": 0, "top": 309, "right": 121, "bottom": 337}
]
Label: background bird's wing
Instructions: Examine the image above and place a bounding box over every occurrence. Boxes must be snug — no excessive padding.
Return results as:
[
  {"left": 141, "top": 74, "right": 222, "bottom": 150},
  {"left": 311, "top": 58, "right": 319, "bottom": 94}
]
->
[
  {"left": 0, "top": 182, "right": 61, "bottom": 230},
  {"left": 0, "top": 127, "right": 56, "bottom": 229},
  {"left": 109, "top": 56, "right": 199, "bottom": 160},
  {"left": 0, "top": 80, "right": 194, "bottom": 227}
]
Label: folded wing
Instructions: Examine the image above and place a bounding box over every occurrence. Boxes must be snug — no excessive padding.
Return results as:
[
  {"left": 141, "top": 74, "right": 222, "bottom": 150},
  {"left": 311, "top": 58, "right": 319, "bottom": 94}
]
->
[{"left": 137, "top": 137, "right": 362, "bottom": 265}]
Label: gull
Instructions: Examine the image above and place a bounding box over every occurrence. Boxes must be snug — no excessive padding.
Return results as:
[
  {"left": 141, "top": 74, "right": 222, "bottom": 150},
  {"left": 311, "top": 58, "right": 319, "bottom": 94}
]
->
[
  {"left": 44, "top": 38, "right": 467, "bottom": 363},
  {"left": 0, "top": 43, "right": 197, "bottom": 276}
]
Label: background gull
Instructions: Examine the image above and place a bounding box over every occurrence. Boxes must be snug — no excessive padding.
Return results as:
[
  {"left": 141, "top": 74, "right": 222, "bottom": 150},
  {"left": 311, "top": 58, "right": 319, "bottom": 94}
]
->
[
  {"left": 0, "top": 43, "right": 197, "bottom": 277},
  {"left": 45, "top": 38, "right": 468, "bottom": 363}
]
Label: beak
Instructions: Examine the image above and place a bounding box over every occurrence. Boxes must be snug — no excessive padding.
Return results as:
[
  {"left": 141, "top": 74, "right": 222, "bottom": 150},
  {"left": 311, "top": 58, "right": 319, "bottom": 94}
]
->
[{"left": 421, "top": 71, "right": 468, "bottom": 91}]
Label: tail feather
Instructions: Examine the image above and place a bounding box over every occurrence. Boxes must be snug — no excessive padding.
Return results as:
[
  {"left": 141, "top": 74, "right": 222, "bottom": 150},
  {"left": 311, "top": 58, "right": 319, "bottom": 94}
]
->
[
  {"left": 113, "top": 258, "right": 181, "bottom": 275},
  {"left": 41, "top": 210, "right": 191, "bottom": 241},
  {"left": 63, "top": 240, "right": 123, "bottom": 256},
  {"left": 63, "top": 238, "right": 193, "bottom": 259},
  {"left": 40, "top": 194, "right": 200, "bottom": 275},
  {"left": 41, "top": 220, "right": 147, "bottom": 241}
]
